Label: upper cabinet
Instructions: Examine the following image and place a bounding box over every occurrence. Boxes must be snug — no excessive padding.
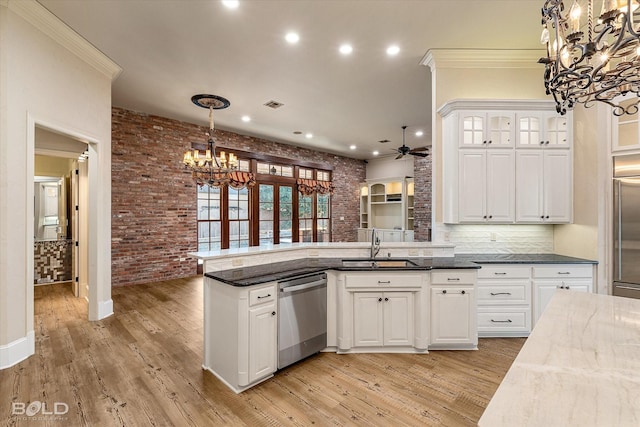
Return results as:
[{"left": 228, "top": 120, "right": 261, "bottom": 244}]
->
[
  {"left": 459, "top": 111, "right": 515, "bottom": 148},
  {"left": 516, "top": 112, "right": 571, "bottom": 149},
  {"left": 613, "top": 96, "right": 640, "bottom": 152},
  {"left": 440, "top": 100, "right": 573, "bottom": 225}
]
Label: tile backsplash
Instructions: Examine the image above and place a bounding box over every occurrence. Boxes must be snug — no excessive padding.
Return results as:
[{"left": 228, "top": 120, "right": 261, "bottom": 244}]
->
[{"left": 436, "top": 223, "right": 554, "bottom": 254}]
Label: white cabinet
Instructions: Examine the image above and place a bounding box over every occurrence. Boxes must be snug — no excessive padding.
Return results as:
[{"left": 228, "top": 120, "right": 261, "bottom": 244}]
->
[
  {"left": 203, "top": 279, "right": 277, "bottom": 393},
  {"left": 476, "top": 265, "right": 531, "bottom": 337},
  {"left": 516, "top": 111, "right": 571, "bottom": 148},
  {"left": 459, "top": 111, "right": 515, "bottom": 147},
  {"left": 430, "top": 270, "right": 477, "bottom": 349},
  {"left": 353, "top": 291, "right": 414, "bottom": 347},
  {"left": 458, "top": 149, "right": 514, "bottom": 223},
  {"left": 358, "top": 178, "right": 414, "bottom": 241},
  {"left": 532, "top": 265, "right": 593, "bottom": 325},
  {"left": 338, "top": 272, "right": 428, "bottom": 353},
  {"left": 516, "top": 150, "right": 572, "bottom": 223},
  {"left": 441, "top": 99, "right": 573, "bottom": 225},
  {"left": 613, "top": 96, "right": 640, "bottom": 152}
]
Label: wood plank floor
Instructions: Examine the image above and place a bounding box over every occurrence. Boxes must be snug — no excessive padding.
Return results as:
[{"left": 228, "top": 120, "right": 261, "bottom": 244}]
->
[{"left": 1, "top": 278, "right": 525, "bottom": 426}]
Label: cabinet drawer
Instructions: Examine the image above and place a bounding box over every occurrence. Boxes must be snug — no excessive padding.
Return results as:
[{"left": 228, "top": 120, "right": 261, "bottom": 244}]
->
[
  {"left": 477, "top": 265, "right": 530, "bottom": 279},
  {"left": 345, "top": 274, "right": 423, "bottom": 288},
  {"left": 533, "top": 265, "right": 592, "bottom": 279},
  {"left": 477, "top": 307, "right": 531, "bottom": 332},
  {"left": 431, "top": 270, "right": 476, "bottom": 285},
  {"left": 249, "top": 285, "right": 276, "bottom": 306},
  {"left": 477, "top": 282, "right": 530, "bottom": 305}
]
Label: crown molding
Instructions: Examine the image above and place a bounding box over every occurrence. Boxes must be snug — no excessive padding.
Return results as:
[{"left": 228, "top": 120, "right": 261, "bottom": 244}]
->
[
  {"left": 437, "top": 98, "right": 559, "bottom": 117},
  {"left": 421, "top": 49, "right": 545, "bottom": 70},
  {"left": 6, "top": 0, "right": 122, "bottom": 81}
]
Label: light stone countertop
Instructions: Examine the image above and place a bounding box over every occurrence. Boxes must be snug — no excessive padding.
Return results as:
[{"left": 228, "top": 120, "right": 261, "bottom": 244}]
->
[{"left": 478, "top": 291, "right": 640, "bottom": 427}]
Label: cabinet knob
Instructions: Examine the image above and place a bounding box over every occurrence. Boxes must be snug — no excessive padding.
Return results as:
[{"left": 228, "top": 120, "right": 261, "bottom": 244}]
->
[
  {"left": 540, "top": 215, "right": 545, "bottom": 219},
  {"left": 489, "top": 215, "right": 493, "bottom": 219},
  {"left": 483, "top": 140, "right": 487, "bottom": 144},
  {"left": 545, "top": 141, "right": 550, "bottom": 145},
  {"left": 566, "top": 285, "right": 570, "bottom": 290},
  {"left": 483, "top": 215, "right": 487, "bottom": 219},
  {"left": 461, "top": 290, "right": 466, "bottom": 294},
  {"left": 271, "top": 311, "right": 276, "bottom": 316},
  {"left": 442, "top": 290, "right": 447, "bottom": 294},
  {"left": 488, "top": 140, "right": 492, "bottom": 144},
  {"left": 378, "top": 297, "right": 383, "bottom": 302},
  {"left": 384, "top": 297, "right": 389, "bottom": 302},
  {"left": 540, "top": 141, "right": 545, "bottom": 145}
]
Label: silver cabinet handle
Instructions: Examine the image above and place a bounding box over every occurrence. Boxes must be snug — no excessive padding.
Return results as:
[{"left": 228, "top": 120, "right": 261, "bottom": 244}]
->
[
  {"left": 490, "top": 292, "right": 512, "bottom": 296},
  {"left": 558, "top": 272, "right": 571, "bottom": 275},
  {"left": 494, "top": 272, "right": 507, "bottom": 275},
  {"left": 378, "top": 280, "right": 391, "bottom": 284},
  {"left": 490, "top": 319, "right": 513, "bottom": 323},
  {"left": 257, "top": 294, "right": 271, "bottom": 299},
  {"left": 447, "top": 278, "right": 460, "bottom": 281}
]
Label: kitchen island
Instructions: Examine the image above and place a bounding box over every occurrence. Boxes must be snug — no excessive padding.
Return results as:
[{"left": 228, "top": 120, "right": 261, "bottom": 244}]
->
[{"left": 479, "top": 291, "right": 640, "bottom": 426}]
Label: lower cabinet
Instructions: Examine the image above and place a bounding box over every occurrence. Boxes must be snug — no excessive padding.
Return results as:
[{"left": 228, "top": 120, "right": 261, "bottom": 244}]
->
[
  {"left": 532, "top": 264, "right": 593, "bottom": 325},
  {"left": 203, "top": 278, "right": 277, "bottom": 393},
  {"left": 353, "top": 292, "right": 414, "bottom": 347},
  {"left": 430, "top": 270, "right": 478, "bottom": 349},
  {"left": 337, "top": 272, "right": 428, "bottom": 352}
]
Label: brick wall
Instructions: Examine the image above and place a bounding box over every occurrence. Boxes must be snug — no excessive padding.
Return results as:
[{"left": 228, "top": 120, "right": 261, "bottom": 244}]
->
[
  {"left": 111, "top": 107, "right": 365, "bottom": 286},
  {"left": 413, "top": 156, "right": 432, "bottom": 241}
]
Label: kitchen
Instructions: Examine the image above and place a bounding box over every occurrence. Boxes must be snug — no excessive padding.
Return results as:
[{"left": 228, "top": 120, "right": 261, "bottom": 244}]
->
[{"left": 2, "top": 0, "right": 640, "bottom": 425}]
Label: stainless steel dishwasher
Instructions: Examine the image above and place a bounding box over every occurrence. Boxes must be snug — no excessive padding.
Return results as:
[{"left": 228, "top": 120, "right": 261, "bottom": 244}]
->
[{"left": 278, "top": 272, "right": 327, "bottom": 369}]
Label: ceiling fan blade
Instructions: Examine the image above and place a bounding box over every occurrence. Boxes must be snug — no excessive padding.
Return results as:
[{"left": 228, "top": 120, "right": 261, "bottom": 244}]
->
[
  {"left": 395, "top": 153, "right": 405, "bottom": 159},
  {"left": 409, "top": 152, "right": 429, "bottom": 157},
  {"left": 410, "top": 146, "right": 430, "bottom": 152}
]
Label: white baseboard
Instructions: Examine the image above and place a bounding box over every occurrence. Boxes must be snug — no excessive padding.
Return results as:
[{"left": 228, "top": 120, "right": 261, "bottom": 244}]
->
[
  {"left": 95, "top": 298, "right": 113, "bottom": 320},
  {"left": 0, "top": 330, "right": 35, "bottom": 370}
]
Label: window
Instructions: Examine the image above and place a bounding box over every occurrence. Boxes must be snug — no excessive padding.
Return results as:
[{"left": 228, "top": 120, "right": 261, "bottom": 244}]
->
[
  {"left": 228, "top": 186, "right": 250, "bottom": 248},
  {"left": 196, "top": 151, "right": 333, "bottom": 251},
  {"left": 197, "top": 185, "right": 221, "bottom": 251}
]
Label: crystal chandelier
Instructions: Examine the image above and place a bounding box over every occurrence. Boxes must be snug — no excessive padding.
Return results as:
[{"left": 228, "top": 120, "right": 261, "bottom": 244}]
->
[
  {"left": 539, "top": 0, "right": 640, "bottom": 115},
  {"left": 183, "top": 94, "right": 255, "bottom": 188}
]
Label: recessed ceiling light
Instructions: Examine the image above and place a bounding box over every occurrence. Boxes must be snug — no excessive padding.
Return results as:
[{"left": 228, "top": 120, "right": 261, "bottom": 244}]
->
[
  {"left": 285, "top": 32, "right": 300, "bottom": 44},
  {"left": 349, "top": 145, "right": 356, "bottom": 150},
  {"left": 415, "top": 130, "right": 423, "bottom": 137},
  {"left": 373, "top": 150, "right": 380, "bottom": 156},
  {"left": 221, "top": 0, "right": 239, "bottom": 9},
  {"left": 386, "top": 45, "right": 400, "bottom": 56},
  {"left": 339, "top": 44, "right": 353, "bottom": 55},
  {"left": 305, "top": 133, "right": 313, "bottom": 139},
  {"left": 241, "top": 115, "right": 251, "bottom": 122}
]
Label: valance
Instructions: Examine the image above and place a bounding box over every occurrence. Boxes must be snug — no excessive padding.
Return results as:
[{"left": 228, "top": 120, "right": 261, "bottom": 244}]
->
[
  {"left": 297, "top": 179, "right": 335, "bottom": 196},
  {"left": 194, "top": 170, "right": 256, "bottom": 189}
]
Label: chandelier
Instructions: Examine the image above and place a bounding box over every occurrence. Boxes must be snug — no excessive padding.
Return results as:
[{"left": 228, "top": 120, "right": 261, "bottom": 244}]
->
[
  {"left": 539, "top": 0, "right": 640, "bottom": 115},
  {"left": 183, "top": 94, "right": 255, "bottom": 188}
]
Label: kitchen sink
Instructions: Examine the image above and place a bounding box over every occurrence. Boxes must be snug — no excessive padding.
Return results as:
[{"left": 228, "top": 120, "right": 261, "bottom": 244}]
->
[{"left": 341, "top": 258, "right": 418, "bottom": 268}]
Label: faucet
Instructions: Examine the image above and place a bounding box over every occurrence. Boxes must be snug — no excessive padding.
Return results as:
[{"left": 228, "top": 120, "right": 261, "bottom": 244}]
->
[{"left": 370, "top": 228, "right": 380, "bottom": 259}]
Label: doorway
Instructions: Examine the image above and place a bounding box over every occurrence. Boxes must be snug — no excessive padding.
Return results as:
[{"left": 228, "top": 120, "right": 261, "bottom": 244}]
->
[{"left": 34, "top": 127, "right": 89, "bottom": 302}]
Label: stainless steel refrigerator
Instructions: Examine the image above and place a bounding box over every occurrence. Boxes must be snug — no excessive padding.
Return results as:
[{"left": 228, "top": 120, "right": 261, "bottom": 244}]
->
[{"left": 613, "top": 154, "right": 640, "bottom": 299}]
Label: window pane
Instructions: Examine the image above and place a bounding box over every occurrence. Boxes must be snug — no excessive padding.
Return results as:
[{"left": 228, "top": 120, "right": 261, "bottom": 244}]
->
[
  {"left": 317, "top": 219, "right": 329, "bottom": 242},
  {"left": 198, "top": 222, "right": 209, "bottom": 242},
  {"left": 299, "top": 219, "right": 313, "bottom": 242},
  {"left": 282, "top": 166, "right": 294, "bottom": 177},
  {"left": 299, "top": 194, "right": 313, "bottom": 219},
  {"left": 257, "top": 162, "right": 270, "bottom": 175},
  {"left": 210, "top": 222, "right": 221, "bottom": 243},
  {"left": 238, "top": 159, "right": 250, "bottom": 172},
  {"left": 317, "top": 194, "right": 330, "bottom": 218},
  {"left": 259, "top": 185, "right": 274, "bottom": 203}
]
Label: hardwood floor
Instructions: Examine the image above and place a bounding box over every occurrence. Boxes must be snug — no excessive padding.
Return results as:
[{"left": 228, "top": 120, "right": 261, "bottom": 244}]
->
[{"left": 1, "top": 278, "right": 525, "bottom": 426}]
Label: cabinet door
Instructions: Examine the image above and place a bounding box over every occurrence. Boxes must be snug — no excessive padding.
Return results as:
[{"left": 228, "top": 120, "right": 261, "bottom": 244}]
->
[
  {"left": 543, "top": 151, "right": 572, "bottom": 223},
  {"left": 383, "top": 292, "right": 414, "bottom": 346},
  {"left": 248, "top": 303, "right": 277, "bottom": 384},
  {"left": 430, "top": 287, "right": 475, "bottom": 345},
  {"left": 544, "top": 113, "right": 570, "bottom": 147},
  {"left": 516, "top": 114, "right": 543, "bottom": 147},
  {"left": 486, "top": 150, "right": 515, "bottom": 222},
  {"left": 458, "top": 151, "right": 486, "bottom": 222},
  {"left": 353, "top": 292, "right": 384, "bottom": 347},
  {"left": 487, "top": 112, "right": 515, "bottom": 147},
  {"left": 460, "top": 113, "right": 485, "bottom": 146},
  {"left": 515, "top": 150, "right": 544, "bottom": 222},
  {"left": 534, "top": 280, "right": 591, "bottom": 324}
]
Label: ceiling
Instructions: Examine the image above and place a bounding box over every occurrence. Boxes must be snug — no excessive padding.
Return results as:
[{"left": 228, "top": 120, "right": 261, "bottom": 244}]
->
[{"left": 37, "top": 0, "right": 544, "bottom": 160}]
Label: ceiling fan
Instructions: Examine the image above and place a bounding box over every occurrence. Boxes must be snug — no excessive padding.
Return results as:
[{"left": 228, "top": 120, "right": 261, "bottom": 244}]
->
[{"left": 395, "top": 125, "right": 429, "bottom": 159}]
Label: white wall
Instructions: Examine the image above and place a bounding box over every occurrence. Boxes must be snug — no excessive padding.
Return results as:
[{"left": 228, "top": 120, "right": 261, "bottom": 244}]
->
[
  {"left": 0, "top": 0, "right": 120, "bottom": 369},
  {"left": 366, "top": 155, "right": 414, "bottom": 180}
]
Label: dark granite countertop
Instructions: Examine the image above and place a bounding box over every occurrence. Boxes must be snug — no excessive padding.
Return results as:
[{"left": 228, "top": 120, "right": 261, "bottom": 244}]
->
[
  {"left": 205, "top": 257, "right": 479, "bottom": 286},
  {"left": 204, "top": 254, "right": 597, "bottom": 287},
  {"left": 456, "top": 253, "right": 598, "bottom": 265}
]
